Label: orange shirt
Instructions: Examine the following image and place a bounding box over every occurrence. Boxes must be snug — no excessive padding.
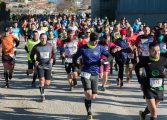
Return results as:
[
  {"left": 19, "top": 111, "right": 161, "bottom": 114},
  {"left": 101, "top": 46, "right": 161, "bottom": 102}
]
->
[
  {"left": 22, "top": 21, "right": 28, "bottom": 29},
  {"left": 127, "top": 34, "right": 138, "bottom": 49},
  {"left": 0, "top": 34, "right": 17, "bottom": 55}
]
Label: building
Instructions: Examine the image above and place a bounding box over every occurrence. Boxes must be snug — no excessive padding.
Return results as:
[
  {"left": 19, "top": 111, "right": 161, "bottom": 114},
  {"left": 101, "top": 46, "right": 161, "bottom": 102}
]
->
[{"left": 91, "top": 0, "right": 167, "bottom": 26}]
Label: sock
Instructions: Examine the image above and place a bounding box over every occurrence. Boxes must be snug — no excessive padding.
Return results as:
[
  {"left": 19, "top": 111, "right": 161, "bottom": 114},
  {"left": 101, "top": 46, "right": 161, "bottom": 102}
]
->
[
  {"left": 73, "top": 78, "right": 77, "bottom": 85},
  {"left": 39, "top": 85, "right": 44, "bottom": 96},
  {"left": 84, "top": 99, "right": 92, "bottom": 115},
  {"left": 8, "top": 72, "right": 13, "bottom": 79},
  {"left": 32, "top": 73, "right": 37, "bottom": 83},
  {"left": 150, "top": 117, "right": 157, "bottom": 120},
  {"left": 4, "top": 72, "right": 8, "bottom": 85},
  {"left": 143, "top": 106, "right": 150, "bottom": 116},
  {"left": 110, "top": 68, "right": 113, "bottom": 74}
]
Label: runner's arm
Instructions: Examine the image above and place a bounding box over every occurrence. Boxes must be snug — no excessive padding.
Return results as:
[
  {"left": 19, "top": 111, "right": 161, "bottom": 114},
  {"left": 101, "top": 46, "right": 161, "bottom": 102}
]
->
[
  {"left": 30, "top": 46, "right": 37, "bottom": 63},
  {"left": 50, "top": 45, "right": 54, "bottom": 64},
  {"left": 13, "top": 35, "right": 20, "bottom": 47},
  {"left": 135, "top": 59, "right": 145, "bottom": 84},
  {"left": 101, "top": 46, "right": 113, "bottom": 62},
  {"left": 73, "top": 47, "right": 82, "bottom": 65},
  {"left": 25, "top": 46, "right": 29, "bottom": 53}
]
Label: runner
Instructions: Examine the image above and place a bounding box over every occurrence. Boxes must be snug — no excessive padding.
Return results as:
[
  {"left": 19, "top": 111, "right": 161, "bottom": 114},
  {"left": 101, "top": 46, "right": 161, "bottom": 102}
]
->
[
  {"left": 30, "top": 33, "right": 54, "bottom": 101},
  {"left": 62, "top": 30, "right": 78, "bottom": 91},
  {"left": 114, "top": 29, "right": 131, "bottom": 87},
  {"left": 98, "top": 34, "right": 116, "bottom": 91},
  {"left": 47, "top": 30, "right": 61, "bottom": 65},
  {"left": 25, "top": 31, "right": 40, "bottom": 87},
  {"left": 73, "top": 32, "right": 112, "bottom": 120},
  {"left": 0, "top": 27, "right": 20, "bottom": 88},
  {"left": 136, "top": 26, "right": 154, "bottom": 61},
  {"left": 135, "top": 42, "right": 167, "bottom": 120},
  {"left": 11, "top": 22, "right": 21, "bottom": 40},
  {"left": 125, "top": 27, "right": 138, "bottom": 82}
]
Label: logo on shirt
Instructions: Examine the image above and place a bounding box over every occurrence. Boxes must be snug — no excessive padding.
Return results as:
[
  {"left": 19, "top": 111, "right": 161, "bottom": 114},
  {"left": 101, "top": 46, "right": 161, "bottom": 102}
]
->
[
  {"left": 93, "top": 51, "right": 98, "bottom": 56},
  {"left": 151, "top": 70, "right": 160, "bottom": 77}
]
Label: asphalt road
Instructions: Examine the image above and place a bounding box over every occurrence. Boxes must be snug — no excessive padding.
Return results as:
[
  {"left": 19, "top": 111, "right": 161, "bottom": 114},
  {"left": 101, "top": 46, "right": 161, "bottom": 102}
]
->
[{"left": 0, "top": 40, "right": 166, "bottom": 120}]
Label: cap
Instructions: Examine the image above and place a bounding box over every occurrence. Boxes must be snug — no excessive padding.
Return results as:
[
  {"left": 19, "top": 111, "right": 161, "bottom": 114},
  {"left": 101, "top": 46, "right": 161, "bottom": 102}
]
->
[
  {"left": 4, "top": 27, "right": 10, "bottom": 32},
  {"left": 120, "top": 29, "right": 127, "bottom": 35},
  {"left": 90, "top": 32, "right": 98, "bottom": 41}
]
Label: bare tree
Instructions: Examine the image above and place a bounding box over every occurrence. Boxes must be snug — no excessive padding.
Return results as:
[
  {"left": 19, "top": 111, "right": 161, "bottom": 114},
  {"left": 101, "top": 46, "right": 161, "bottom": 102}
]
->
[{"left": 56, "top": 0, "right": 77, "bottom": 13}]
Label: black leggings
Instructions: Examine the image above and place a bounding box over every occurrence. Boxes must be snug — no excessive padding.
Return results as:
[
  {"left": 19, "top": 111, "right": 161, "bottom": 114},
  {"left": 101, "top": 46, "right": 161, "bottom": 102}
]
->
[{"left": 116, "top": 59, "right": 124, "bottom": 80}]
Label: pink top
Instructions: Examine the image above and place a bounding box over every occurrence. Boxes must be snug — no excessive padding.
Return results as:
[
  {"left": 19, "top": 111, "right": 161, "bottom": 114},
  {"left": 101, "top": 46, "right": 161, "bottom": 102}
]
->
[{"left": 100, "top": 42, "right": 115, "bottom": 59}]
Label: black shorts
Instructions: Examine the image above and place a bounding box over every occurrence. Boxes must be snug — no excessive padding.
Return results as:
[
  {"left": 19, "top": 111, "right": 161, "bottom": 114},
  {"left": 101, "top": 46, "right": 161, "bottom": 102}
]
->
[
  {"left": 2, "top": 55, "right": 15, "bottom": 65},
  {"left": 143, "top": 88, "right": 164, "bottom": 101},
  {"left": 126, "top": 52, "right": 137, "bottom": 65},
  {"left": 37, "top": 67, "right": 51, "bottom": 80},
  {"left": 28, "top": 60, "right": 34, "bottom": 69},
  {"left": 65, "top": 63, "right": 78, "bottom": 74},
  {"left": 126, "top": 58, "right": 137, "bottom": 65},
  {"left": 81, "top": 75, "right": 99, "bottom": 94}
]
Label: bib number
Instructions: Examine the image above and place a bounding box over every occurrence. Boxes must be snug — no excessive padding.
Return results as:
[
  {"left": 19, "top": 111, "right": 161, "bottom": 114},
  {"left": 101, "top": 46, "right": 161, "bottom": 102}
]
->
[
  {"left": 40, "top": 52, "right": 49, "bottom": 59},
  {"left": 65, "top": 58, "right": 73, "bottom": 63},
  {"left": 81, "top": 72, "right": 91, "bottom": 80},
  {"left": 141, "top": 39, "right": 148, "bottom": 44},
  {"left": 104, "top": 61, "right": 109, "bottom": 65},
  {"left": 142, "top": 50, "right": 149, "bottom": 56},
  {"left": 128, "top": 53, "right": 134, "bottom": 59},
  {"left": 150, "top": 78, "right": 163, "bottom": 88}
]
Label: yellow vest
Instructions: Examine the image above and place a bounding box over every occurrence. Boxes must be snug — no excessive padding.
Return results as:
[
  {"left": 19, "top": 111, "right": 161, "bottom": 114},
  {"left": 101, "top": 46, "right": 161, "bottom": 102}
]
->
[{"left": 25, "top": 39, "right": 40, "bottom": 60}]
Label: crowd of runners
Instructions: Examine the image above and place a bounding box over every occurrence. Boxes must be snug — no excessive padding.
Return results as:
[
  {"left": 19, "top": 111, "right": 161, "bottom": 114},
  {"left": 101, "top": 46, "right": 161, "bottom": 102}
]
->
[{"left": 0, "top": 14, "right": 167, "bottom": 120}]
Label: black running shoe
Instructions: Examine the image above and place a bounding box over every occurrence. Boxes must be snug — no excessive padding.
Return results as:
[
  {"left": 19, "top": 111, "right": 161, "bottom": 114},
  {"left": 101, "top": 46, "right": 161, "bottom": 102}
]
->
[
  {"left": 41, "top": 95, "right": 45, "bottom": 102},
  {"left": 139, "top": 111, "right": 145, "bottom": 120}
]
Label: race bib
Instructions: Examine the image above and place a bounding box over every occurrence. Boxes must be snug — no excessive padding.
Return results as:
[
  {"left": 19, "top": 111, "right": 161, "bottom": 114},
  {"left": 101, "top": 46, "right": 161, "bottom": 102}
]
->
[
  {"left": 160, "top": 42, "right": 167, "bottom": 50},
  {"left": 65, "top": 58, "right": 73, "bottom": 63},
  {"left": 142, "top": 50, "right": 149, "bottom": 56},
  {"left": 40, "top": 52, "right": 49, "bottom": 59},
  {"left": 150, "top": 78, "right": 163, "bottom": 88},
  {"left": 104, "top": 61, "right": 109, "bottom": 65},
  {"left": 142, "top": 45, "right": 149, "bottom": 56},
  {"left": 80, "top": 72, "right": 91, "bottom": 80},
  {"left": 141, "top": 39, "right": 148, "bottom": 44},
  {"left": 105, "top": 46, "right": 109, "bottom": 51},
  {"left": 128, "top": 53, "right": 134, "bottom": 59},
  {"left": 65, "top": 42, "right": 78, "bottom": 56}
]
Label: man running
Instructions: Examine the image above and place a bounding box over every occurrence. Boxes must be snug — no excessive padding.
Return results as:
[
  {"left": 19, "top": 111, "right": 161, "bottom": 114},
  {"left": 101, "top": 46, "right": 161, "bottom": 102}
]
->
[
  {"left": 25, "top": 31, "right": 40, "bottom": 87},
  {"left": 73, "top": 32, "right": 112, "bottom": 120},
  {"left": 62, "top": 30, "right": 78, "bottom": 91},
  {"left": 0, "top": 27, "right": 20, "bottom": 88},
  {"left": 135, "top": 42, "right": 167, "bottom": 120},
  {"left": 30, "top": 33, "right": 54, "bottom": 102}
]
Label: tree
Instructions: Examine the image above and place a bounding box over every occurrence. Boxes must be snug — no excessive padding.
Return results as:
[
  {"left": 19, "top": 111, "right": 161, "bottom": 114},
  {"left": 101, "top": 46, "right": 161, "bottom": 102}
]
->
[
  {"left": 57, "top": 0, "right": 77, "bottom": 14},
  {"left": 0, "top": 2, "right": 10, "bottom": 21}
]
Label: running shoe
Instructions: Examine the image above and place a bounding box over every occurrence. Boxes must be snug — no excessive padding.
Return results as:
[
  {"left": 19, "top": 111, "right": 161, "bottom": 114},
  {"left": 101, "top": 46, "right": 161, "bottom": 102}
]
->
[
  {"left": 73, "top": 79, "right": 77, "bottom": 86},
  {"left": 8, "top": 73, "right": 13, "bottom": 80},
  {"left": 26, "top": 70, "right": 29, "bottom": 76},
  {"left": 120, "top": 81, "right": 123, "bottom": 87},
  {"left": 126, "top": 77, "right": 130, "bottom": 83},
  {"left": 87, "top": 115, "right": 93, "bottom": 120},
  {"left": 41, "top": 95, "right": 45, "bottom": 102},
  {"left": 116, "top": 78, "right": 120, "bottom": 86},
  {"left": 69, "top": 85, "right": 73, "bottom": 91},
  {"left": 139, "top": 111, "right": 145, "bottom": 120},
  {"left": 5, "top": 84, "right": 9, "bottom": 88},
  {"left": 101, "top": 86, "right": 106, "bottom": 91}
]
